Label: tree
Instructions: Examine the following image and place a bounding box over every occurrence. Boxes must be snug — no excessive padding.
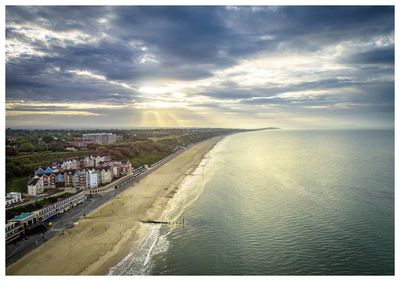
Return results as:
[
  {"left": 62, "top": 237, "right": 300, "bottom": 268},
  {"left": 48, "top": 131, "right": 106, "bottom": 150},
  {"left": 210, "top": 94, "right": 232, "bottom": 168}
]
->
[
  {"left": 42, "top": 135, "right": 54, "bottom": 143},
  {"left": 48, "top": 141, "right": 65, "bottom": 152},
  {"left": 87, "top": 143, "right": 99, "bottom": 150},
  {"left": 6, "top": 146, "right": 18, "bottom": 156},
  {"left": 20, "top": 142, "right": 35, "bottom": 152},
  {"left": 35, "top": 142, "right": 48, "bottom": 152}
]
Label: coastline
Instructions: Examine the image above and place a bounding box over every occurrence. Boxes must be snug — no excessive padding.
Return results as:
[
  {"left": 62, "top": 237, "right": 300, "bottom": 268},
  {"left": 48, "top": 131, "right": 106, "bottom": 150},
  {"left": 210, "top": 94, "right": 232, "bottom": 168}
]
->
[{"left": 6, "top": 135, "right": 225, "bottom": 275}]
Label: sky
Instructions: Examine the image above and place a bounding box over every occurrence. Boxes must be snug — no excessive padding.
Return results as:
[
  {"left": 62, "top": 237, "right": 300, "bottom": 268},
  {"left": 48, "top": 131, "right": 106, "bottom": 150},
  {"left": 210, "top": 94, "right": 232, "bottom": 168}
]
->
[{"left": 5, "top": 6, "right": 394, "bottom": 129}]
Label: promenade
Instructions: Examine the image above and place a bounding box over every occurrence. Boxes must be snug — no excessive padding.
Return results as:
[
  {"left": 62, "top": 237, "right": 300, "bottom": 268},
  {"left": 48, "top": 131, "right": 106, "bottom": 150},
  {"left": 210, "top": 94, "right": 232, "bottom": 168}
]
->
[
  {"left": 6, "top": 144, "right": 190, "bottom": 267},
  {"left": 7, "top": 136, "right": 222, "bottom": 275}
]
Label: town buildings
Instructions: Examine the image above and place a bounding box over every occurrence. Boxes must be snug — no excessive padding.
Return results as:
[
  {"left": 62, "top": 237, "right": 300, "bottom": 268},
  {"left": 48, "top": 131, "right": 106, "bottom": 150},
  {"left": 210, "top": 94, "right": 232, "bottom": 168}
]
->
[
  {"left": 69, "top": 137, "right": 95, "bottom": 148},
  {"left": 26, "top": 155, "right": 132, "bottom": 196},
  {"left": 6, "top": 192, "right": 22, "bottom": 207},
  {"left": 6, "top": 221, "right": 24, "bottom": 244},
  {"left": 70, "top": 133, "right": 120, "bottom": 147},
  {"left": 6, "top": 192, "right": 87, "bottom": 244},
  {"left": 88, "top": 169, "right": 98, "bottom": 188},
  {"left": 36, "top": 192, "right": 87, "bottom": 222},
  {"left": 82, "top": 133, "right": 118, "bottom": 145},
  {"left": 27, "top": 177, "right": 44, "bottom": 196},
  {"left": 100, "top": 168, "right": 112, "bottom": 184}
]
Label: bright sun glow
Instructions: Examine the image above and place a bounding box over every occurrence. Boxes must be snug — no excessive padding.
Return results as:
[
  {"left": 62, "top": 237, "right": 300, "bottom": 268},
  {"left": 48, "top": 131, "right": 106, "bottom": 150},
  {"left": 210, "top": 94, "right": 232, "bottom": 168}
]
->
[{"left": 134, "top": 101, "right": 187, "bottom": 109}]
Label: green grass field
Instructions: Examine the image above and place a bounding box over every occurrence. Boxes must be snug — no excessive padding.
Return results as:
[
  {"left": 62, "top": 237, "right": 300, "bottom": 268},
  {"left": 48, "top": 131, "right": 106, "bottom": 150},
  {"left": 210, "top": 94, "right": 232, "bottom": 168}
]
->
[{"left": 10, "top": 150, "right": 90, "bottom": 165}]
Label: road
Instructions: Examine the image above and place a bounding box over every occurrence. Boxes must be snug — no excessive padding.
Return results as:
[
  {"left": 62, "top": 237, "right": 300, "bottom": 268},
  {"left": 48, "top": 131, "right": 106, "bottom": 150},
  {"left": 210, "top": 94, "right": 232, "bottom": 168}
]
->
[{"left": 6, "top": 145, "right": 190, "bottom": 266}]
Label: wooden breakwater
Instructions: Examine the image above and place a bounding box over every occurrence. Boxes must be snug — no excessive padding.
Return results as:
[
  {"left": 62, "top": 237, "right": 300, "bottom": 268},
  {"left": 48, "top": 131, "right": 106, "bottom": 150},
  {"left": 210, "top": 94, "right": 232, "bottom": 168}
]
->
[
  {"left": 140, "top": 218, "right": 185, "bottom": 226},
  {"left": 140, "top": 220, "right": 170, "bottom": 224}
]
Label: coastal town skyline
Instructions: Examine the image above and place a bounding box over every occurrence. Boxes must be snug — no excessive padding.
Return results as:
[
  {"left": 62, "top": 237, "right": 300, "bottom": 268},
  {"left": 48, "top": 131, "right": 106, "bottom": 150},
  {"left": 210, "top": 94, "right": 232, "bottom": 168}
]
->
[{"left": 6, "top": 6, "right": 394, "bottom": 130}]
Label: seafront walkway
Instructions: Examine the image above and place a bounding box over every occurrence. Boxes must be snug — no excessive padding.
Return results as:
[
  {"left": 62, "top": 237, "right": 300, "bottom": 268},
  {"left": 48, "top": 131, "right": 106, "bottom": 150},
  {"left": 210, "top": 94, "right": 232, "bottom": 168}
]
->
[
  {"left": 85, "top": 173, "right": 134, "bottom": 195},
  {"left": 6, "top": 190, "right": 70, "bottom": 210},
  {"left": 6, "top": 144, "right": 189, "bottom": 266}
]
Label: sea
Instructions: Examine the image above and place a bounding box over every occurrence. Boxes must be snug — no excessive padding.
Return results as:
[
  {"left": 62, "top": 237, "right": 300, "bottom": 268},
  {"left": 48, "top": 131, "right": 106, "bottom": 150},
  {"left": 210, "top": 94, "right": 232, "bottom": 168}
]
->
[{"left": 109, "top": 129, "right": 394, "bottom": 275}]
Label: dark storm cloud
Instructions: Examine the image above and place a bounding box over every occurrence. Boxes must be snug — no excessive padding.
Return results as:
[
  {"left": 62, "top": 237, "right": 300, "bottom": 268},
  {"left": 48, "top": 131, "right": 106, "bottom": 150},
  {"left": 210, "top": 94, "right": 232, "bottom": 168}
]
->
[
  {"left": 6, "top": 57, "right": 137, "bottom": 102},
  {"left": 219, "top": 6, "right": 394, "bottom": 52},
  {"left": 112, "top": 7, "right": 233, "bottom": 62},
  {"left": 8, "top": 7, "right": 394, "bottom": 79},
  {"left": 237, "top": 81, "right": 394, "bottom": 113},
  {"left": 5, "top": 6, "right": 395, "bottom": 128},
  {"left": 7, "top": 6, "right": 394, "bottom": 85},
  {"left": 6, "top": 6, "right": 109, "bottom": 32},
  {"left": 346, "top": 47, "right": 395, "bottom": 64},
  {"left": 275, "top": 6, "right": 393, "bottom": 37},
  {"left": 201, "top": 78, "right": 359, "bottom": 100}
]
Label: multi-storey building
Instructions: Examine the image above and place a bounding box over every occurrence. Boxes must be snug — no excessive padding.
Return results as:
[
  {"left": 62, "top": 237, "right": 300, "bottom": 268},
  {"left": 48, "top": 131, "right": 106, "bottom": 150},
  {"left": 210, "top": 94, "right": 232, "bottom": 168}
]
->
[
  {"left": 100, "top": 168, "right": 112, "bottom": 184},
  {"left": 62, "top": 160, "right": 79, "bottom": 170},
  {"left": 7, "top": 192, "right": 87, "bottom": 243},
  {"left": 72, "top": 170, "right": 87, "bottom": 190},
  {"left": 6, "top": 192, "right": 22, "bottom": 207},
  {"left": 70, "top": 137, "right": 95, "bottom": 148},
  {"left": 121, "top": 162, "right": 132, "bottom": 175},
  {"left": 88, "top": 170, "right": 98, "bottom": 188},
  {"left": 64, "top": 171, "right": 74, "bottom": 187},
  {"left": 36, "top": 192, "right": 87, "bottom": 222},
  {"left": 27, "top": 155, "right": 132, "bottom": 193},
  {"left": 42, "top": 173, "right": 56, "bottom": 188},
  {"left": 6, "top": 222, "right": 24, "bottom": 244},
  {"left": 82, "top": 133, "right": 118, "bottom": 145},
  {"left": 84, "top": 156, "right": 96, "bottom": 167},
  {"left": 55, "top": 172, "right": 64, "bottom": 184},
  {"left": 27, "top": 177, "right": 44, "bottom": 196},
  {"left": 112, "top": 165, "right": 119, "bottom": 178}
]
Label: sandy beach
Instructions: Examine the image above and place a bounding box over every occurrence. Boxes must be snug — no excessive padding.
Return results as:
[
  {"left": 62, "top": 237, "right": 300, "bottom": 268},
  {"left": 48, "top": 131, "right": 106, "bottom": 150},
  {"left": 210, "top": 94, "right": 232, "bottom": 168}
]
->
[{"left": 7, "top": 136, "right": 224, "bottom": 275}]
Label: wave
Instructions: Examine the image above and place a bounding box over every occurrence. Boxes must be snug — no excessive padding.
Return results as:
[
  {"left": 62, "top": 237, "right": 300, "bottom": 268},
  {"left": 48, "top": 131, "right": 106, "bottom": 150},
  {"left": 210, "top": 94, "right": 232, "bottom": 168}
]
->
[{"left": 108, "top": 153, "right": 211, "bottom": 275}]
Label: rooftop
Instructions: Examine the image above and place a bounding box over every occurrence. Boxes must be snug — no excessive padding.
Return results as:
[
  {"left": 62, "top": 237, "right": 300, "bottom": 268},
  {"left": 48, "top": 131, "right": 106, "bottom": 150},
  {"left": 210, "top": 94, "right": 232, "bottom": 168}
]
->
[
  {"left": 7, "top": 192, "right": 21, "bottom": 196},
  {"left": 28, "top": 177, "right": 39, "bottom": 185},
  {"left": 10, "top": 212, "right": 34, "bottom": 221}
]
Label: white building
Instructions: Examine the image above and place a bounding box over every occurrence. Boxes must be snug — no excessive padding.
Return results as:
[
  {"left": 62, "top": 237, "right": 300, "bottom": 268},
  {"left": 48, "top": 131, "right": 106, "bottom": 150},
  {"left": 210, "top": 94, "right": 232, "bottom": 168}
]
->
[
  {"left": 7, "top": 192, "right": 87, "bottom": 242},
  {"left": 82, "top": 133, "right": 118, "bottom": 145},
  {"left": 61, "top": 159, "right": 79, "bottom": 170},
  {"left": 71, "top": 159, "right": 79, "bottom": 170},
  {"left": 100, "top": 168, "right": 112, "bottom": 184},
  {"left": 111, "top": 161, "right": 122, "bottom": 177},
  {"left": 88, "top": 170, "right": 98, "bottom": 188},
  {"left": 6, "top": 222, "right": 24, "bottom": 244},
  {"left": 27, "top": 177, "right": 44, "bottom": 196},
  {"left": 95, "top": 156, "right": 102, "bottom": 167},
  {"left": 6, "top": 192, "right": 22, "bottom": 207},
  {"left": 112, "top": 166, "right": 119, "bottom": 178},
  {"left": 84, "top": 156, "right": 95, "bottom": 167},
  {"left": 37, "top": 192, "right": 87, "bottom": 221},
  {"left": 62, "top": 160, "right": 72, "bottom": 170}
]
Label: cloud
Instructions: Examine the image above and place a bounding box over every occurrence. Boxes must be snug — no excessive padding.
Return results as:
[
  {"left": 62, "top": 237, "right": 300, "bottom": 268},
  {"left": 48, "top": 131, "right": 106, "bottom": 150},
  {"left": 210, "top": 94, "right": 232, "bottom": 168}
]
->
[
  {"left": 346, "top": 47, "right": 394, "bottom": 64},
  {"left": 5, "top": 6, "right": 395, "bottom": 129},
  {"left": 7, "top": 110, "right": 100, "bottom": 117}
]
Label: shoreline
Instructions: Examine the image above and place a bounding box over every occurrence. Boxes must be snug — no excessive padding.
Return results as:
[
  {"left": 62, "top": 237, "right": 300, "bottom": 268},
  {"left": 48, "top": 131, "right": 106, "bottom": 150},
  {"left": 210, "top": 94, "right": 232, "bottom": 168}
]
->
[{"left": 6, "top": 135, "right": 225, "bottom": 275}]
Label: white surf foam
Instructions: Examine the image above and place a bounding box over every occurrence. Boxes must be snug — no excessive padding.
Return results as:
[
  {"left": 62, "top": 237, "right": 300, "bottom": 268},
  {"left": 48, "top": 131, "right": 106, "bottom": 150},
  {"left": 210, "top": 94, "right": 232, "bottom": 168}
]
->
[{"left": 108, "top": 153, "right": 211, "bottom": 275}]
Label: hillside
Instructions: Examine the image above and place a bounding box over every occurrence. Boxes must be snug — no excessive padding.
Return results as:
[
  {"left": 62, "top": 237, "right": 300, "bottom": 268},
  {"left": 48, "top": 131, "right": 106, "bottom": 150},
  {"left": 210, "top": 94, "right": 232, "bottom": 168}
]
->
[{"left": 6, "top": 128, "right": 253, "bottom": 193}]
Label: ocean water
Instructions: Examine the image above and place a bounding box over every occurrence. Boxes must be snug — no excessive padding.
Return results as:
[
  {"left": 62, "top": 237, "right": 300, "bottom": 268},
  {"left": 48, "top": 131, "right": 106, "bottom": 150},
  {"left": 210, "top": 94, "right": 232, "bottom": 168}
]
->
[{"left": 111, "top": 129, "right": 394, "bottom": 275}]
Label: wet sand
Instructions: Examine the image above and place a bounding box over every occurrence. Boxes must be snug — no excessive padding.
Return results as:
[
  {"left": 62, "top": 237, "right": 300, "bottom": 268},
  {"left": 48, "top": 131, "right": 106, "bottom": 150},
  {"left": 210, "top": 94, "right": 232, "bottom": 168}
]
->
[{"left": 6, "top": 136, "right": 224, "bottom": 275}]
